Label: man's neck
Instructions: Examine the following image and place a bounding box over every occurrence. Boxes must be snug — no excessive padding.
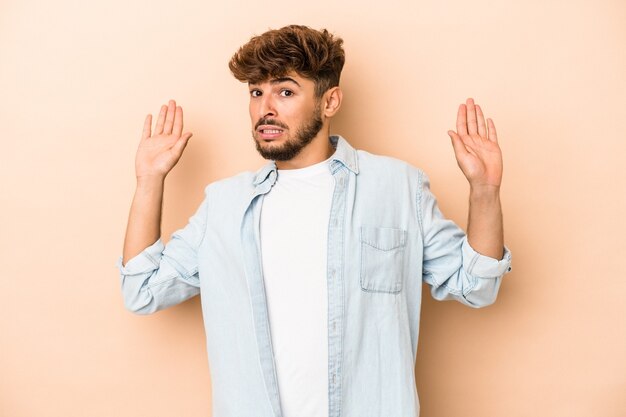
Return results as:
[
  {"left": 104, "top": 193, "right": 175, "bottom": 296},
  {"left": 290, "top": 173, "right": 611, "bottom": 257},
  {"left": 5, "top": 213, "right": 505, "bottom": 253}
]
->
[{"left": 275, "top": 133, "right": 335, "bottom": 170}]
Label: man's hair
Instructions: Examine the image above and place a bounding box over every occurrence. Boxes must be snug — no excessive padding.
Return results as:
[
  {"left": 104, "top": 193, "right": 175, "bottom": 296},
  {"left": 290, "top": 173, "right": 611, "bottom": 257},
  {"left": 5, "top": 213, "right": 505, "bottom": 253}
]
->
[{"left": 229, "top": 25, "right": 345, "bottom": 98}]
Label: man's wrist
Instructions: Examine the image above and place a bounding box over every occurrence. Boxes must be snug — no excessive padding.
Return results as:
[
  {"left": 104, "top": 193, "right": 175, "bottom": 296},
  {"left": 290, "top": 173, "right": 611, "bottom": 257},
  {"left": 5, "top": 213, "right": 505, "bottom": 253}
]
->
[
  {"left": 469, "top": 184, "right": 501, "bottom": 202},
  {"left": 136, "top": 174, "right": 166, "bottom": 188}
]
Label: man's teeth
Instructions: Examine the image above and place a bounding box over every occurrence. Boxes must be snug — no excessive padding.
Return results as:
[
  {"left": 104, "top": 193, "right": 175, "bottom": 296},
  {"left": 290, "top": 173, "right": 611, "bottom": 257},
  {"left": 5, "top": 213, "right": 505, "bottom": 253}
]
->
[{"left": 263, "top": 129, "right": 282, "bottom": 134}]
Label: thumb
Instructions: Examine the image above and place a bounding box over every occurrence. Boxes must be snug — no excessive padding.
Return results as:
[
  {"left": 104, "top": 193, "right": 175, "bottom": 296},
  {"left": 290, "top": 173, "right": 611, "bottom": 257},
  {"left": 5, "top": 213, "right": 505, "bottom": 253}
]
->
[
  {"left": 173, "top": 132, "right": 193, "bottom": 156},
  {"left": 448, "top": 130, "right": 468, "bottom": 158}
]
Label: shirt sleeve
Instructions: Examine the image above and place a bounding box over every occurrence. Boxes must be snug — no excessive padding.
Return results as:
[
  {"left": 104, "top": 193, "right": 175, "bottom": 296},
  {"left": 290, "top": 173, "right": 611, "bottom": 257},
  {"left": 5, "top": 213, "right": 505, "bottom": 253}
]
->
[
  {"left": 116, "top": 187, "right": 210, "bottom": 314},
  {"left": 417, "top": 170, "right": 512, "bottom": 308}
]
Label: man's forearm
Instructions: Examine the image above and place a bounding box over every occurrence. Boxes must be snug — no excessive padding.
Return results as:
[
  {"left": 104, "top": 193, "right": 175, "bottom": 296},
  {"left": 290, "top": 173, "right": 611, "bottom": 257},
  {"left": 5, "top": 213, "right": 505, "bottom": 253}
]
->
[
  {"left": 466, "top": 185, "right": 504, "bottom": 260},
  {"left": 122, "top": 176, "right": 166, "bottom": 265}
]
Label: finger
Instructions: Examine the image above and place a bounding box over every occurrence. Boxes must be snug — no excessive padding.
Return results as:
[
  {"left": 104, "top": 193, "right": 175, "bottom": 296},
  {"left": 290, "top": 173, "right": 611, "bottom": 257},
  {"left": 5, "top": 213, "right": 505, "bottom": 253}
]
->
[
  {"left": 448, "top": 130, "right": 469, "bottom": 158},
  {"left": 173, "top": 132, "right": 193, "bottom": 156},
  {"left": 466, "top": 98, "right": 478, "bottom": 135},
  {"left": 163, "top": 99, "right": 177, "bottom": 134},
  {"left": 487, "top": 118, "right": 498, "bottom": 142},
  {"left": 154, "top": 105, "right": 168, "bottom": 134},
  {"left": 456, "top": 104, "right": 468, "bottom": 136},
  {"left": 142, "top": 114, "right": 152, "bottom": 140},
  {"left": 475, "top": 104, "right": 487, "bottom": 138},
  {"left": 173, "top": 106, "right": 184, "bottom": 137}
]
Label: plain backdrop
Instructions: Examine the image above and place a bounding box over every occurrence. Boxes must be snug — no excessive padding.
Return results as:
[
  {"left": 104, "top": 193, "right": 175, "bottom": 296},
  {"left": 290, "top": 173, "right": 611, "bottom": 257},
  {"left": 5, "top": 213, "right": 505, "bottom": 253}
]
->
[{"left": 1, "top": 0, "right": 625, "bottom": 416}]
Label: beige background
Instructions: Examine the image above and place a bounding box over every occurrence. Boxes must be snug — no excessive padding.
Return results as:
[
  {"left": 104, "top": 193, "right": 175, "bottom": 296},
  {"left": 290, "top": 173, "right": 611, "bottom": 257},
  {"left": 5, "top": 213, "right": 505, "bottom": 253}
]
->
[{"left": 1, "top": 0, "right": 625, "bottom": 416}]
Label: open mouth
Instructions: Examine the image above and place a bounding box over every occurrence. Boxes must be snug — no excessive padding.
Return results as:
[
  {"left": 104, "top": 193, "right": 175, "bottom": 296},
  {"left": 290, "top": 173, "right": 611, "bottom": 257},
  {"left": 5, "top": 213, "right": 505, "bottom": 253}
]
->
[{"left": 257, "top": 125, "right": 286, "bottom": 140}]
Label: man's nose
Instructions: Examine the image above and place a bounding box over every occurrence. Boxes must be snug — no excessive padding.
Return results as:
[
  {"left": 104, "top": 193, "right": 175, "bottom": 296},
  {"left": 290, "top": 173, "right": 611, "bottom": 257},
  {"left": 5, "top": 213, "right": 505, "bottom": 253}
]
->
[{"left": 259, "top": 95, "right": 277, "bottom": 118}]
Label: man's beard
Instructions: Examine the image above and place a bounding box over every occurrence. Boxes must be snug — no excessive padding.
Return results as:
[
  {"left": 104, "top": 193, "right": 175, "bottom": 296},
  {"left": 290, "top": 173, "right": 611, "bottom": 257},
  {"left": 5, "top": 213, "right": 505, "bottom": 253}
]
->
[{"left": 253, "top": 105, "right": 324, "bottom": 161}]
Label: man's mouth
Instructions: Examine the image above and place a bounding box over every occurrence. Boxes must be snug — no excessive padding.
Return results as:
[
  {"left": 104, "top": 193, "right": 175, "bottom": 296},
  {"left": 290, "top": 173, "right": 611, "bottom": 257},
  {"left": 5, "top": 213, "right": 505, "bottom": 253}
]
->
[{"left": 256, "top": 125, "right": 286, "bottom": 140}]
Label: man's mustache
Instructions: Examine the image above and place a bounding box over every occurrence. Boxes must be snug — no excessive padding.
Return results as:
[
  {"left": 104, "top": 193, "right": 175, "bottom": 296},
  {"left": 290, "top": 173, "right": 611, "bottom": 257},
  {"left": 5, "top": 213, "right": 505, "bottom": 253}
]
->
[{"left": 255, "top": 118, "right": 288, "bottom": 130}]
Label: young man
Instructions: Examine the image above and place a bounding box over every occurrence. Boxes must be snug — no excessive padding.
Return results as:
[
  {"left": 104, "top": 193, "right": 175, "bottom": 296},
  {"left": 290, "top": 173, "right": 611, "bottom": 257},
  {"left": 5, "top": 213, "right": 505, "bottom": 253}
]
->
[{"left": 119, "top": 25, "right": 511, "bottom": 417}]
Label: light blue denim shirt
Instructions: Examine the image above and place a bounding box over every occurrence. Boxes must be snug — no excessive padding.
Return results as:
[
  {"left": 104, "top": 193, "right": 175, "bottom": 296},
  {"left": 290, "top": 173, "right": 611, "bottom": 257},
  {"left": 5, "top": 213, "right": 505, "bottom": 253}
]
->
[{"left": 118, "top": 135, "right": 512, "bottom": 417}]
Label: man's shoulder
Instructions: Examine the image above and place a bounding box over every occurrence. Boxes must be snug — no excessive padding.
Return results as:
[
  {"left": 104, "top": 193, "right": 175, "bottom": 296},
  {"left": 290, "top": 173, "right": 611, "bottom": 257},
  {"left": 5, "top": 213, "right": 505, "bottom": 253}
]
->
[
  {"left": 203, "top": 170, "right": 257, "bottom": 196},
  {"left": 355, "top": 148, "right": 425, "bottom": 179}
]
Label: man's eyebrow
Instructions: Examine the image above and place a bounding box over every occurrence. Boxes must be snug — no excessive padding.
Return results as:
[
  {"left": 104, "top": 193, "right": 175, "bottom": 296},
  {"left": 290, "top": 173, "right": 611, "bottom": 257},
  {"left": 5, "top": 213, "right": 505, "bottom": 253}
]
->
[{"left": 270, "top": 77, "right": 301, "bottom": 87}]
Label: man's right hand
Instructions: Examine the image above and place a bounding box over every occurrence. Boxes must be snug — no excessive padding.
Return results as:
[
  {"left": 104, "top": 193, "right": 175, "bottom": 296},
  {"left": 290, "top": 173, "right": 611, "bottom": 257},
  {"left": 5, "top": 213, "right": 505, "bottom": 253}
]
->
[
  {"left": 135, "top": 99, "right": 193, "bottom": 180},
  {"left": 122, "top": 100, "right": 192, "bottom": 265}
]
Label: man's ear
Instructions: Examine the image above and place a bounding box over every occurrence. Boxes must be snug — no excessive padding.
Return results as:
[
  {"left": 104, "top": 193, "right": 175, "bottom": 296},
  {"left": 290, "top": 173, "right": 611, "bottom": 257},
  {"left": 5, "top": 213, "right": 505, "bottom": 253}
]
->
[{"left": 322, "top": 87, "right": 343, "bottom": 118}]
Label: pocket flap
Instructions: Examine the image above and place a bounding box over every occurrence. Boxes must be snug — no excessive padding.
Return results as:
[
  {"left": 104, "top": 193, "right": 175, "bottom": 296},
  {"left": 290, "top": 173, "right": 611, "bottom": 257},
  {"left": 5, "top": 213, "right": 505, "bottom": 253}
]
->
[{"left": 360, "top": 226, "right": 406, "bottom": 251}]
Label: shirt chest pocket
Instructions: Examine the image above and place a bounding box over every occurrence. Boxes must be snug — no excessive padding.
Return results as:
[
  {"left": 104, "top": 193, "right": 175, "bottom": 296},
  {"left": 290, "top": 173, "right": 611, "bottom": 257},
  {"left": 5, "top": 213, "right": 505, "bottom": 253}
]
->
[{"left": 359, "top": 226, "right": 407, "bottom": 294}]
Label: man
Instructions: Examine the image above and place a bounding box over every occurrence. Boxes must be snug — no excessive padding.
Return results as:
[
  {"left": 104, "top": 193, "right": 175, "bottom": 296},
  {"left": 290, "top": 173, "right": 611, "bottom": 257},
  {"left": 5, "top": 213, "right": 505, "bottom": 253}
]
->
[{"left": 119, "top": 25, "right": 511, "bottom": 417}]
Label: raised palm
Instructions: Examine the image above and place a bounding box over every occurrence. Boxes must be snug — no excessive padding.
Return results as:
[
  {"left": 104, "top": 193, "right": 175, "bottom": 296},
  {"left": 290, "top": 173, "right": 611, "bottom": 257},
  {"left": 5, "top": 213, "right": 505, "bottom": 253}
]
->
[
  {"left": 447, "top": 98, "right": 502, "bottom": 189},
  {"left": 135, "top": 99, "right": 193, "bottom": 179}
]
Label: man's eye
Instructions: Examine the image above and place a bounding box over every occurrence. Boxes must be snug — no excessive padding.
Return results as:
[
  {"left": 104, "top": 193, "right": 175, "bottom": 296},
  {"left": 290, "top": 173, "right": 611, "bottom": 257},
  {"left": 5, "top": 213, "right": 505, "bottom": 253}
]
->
[
  {"left": 250, "top": 90, "right": 261, "bottom": 97},
  {"left": 280, "top": 90, "right": 294, "bottom": 97}
]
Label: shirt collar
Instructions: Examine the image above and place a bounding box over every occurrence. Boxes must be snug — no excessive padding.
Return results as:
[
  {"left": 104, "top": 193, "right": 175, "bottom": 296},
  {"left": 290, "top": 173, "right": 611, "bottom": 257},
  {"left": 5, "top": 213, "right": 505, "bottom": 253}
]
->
[
  {"left": 252, "top": 134, "right": 359, "bottom": 186},
  {"left": 252, "top": 161, "right": 277, "bottom": 186},
  {"left": 329, "top": 135, "right": 359, "bottom": 174}
]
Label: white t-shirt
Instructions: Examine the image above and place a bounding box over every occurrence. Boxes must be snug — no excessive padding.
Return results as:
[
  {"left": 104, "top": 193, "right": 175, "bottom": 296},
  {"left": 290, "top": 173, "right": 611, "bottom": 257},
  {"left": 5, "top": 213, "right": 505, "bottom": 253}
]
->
[{"left": 259, "top": 158, "right": 334, "bottom": 417}]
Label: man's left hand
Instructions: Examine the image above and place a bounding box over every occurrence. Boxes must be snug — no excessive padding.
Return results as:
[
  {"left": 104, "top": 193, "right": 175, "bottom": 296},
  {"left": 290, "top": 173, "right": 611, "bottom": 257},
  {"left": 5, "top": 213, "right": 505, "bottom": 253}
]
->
[{"left": 448, "top": 98, "right": 503, "bottom": 190}]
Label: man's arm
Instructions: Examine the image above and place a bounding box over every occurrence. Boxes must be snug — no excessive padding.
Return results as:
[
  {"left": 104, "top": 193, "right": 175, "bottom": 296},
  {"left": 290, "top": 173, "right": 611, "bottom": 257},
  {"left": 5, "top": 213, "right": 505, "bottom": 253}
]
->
[
  {"left": 122, "top": 99, "right": 192, "bottom": 265},
  {"left": 447, "top": 98, "right": 504, "bottom": 260}
]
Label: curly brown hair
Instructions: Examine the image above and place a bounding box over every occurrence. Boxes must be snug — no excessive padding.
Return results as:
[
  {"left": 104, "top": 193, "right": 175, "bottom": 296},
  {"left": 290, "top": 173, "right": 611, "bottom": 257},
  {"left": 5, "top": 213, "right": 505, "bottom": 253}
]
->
[{"left": 229, "top": 25, "right": 345, "bottom": 98}]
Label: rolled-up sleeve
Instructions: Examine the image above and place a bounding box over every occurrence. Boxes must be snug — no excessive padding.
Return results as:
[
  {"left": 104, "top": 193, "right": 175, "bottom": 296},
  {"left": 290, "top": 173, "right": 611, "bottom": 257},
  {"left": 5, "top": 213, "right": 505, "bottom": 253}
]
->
[
  {"left": 417, "top": 171, "right": 512, "bottom": 308},
  {"left": 116, "top": 187, "right": 209, "bottom": 314}
]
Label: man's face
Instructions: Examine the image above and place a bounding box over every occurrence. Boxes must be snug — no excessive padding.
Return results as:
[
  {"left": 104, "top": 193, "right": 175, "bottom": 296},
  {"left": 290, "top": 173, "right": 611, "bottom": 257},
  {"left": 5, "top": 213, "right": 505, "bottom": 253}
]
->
[{"left": 249, "top": 73, "right": 323, "bottom": 161}]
